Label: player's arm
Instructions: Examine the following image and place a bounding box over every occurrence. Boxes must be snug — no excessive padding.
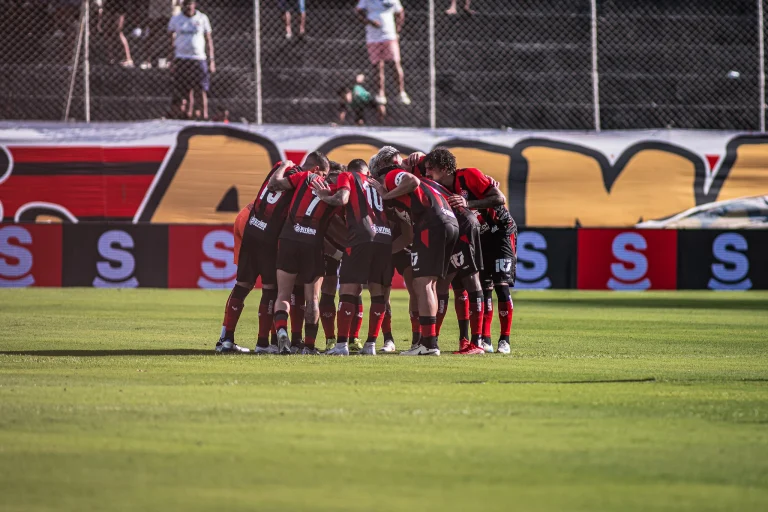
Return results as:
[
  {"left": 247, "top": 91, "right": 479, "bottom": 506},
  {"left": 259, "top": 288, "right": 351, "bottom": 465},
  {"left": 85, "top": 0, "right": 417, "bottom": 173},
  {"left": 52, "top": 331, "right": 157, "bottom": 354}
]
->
[
  {"left": 312, "top": 174, "right": 350, "bottom": 206},
  {"left": 378, "top": 171, "right": 419, "bottom": 200},
  {"left": 266, "top": 160, "right": 296, "bottom": 191},
  {"left": 467, "top": 186, "right": 505, "bottom": 209},
  {"left": 391, "top": 218, "right": 413, "bottom": 254}
]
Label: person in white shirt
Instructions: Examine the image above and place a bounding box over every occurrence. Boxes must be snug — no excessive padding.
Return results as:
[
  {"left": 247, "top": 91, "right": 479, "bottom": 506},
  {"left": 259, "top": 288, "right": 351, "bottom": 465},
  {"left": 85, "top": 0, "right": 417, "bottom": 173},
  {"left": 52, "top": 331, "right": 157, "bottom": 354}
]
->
[
  {"left": 168, "top": 0, "right": 215, "bottom": 119},
  {"left": 355, "top": 0, "right": 411, "bottom": 107}
]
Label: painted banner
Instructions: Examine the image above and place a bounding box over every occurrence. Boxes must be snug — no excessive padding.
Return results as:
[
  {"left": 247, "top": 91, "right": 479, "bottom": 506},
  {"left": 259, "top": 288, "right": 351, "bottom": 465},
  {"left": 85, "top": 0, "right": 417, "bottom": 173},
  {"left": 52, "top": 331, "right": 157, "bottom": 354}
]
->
[{"left": 2, "top": 122, "right": 768, "bottom": 227}]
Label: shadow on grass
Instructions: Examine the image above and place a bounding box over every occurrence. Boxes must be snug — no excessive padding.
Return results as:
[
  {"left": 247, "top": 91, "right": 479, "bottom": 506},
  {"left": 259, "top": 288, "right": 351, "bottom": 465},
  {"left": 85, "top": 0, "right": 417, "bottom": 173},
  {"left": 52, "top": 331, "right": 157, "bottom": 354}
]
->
[
  {"left": 0, "top": 349, "right": 214, "bottom": 357},
  {"left": 522, "top": 296, "right": 768, "bottom": 311}
]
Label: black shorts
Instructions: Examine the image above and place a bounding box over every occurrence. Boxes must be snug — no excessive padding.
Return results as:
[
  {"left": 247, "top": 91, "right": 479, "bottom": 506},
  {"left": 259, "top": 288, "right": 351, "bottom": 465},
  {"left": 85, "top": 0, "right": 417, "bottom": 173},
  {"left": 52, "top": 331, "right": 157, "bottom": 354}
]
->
[
  {"left": 277, "top": 238, "right": 324, "bottom": 284},
  {"left": 448, "top": 210, "right": 483, "bottom": 279},
  {"left": 340, "top": 243, "right": 393, "bottom": 286},
  {"left": 173, "top": 58, "right": 210, "bottom": 96},
  {"left": 236, "top": 227, "right": 277, "bottom": 286},
  {"left": 324, "top": 255, "right": 341, "bottom": 277},
  {"left": 411, "top": 219, "right": 460, "bottom": 279},
  {"left": 480, "top": 229, "right": 517, "bottom": 287}
]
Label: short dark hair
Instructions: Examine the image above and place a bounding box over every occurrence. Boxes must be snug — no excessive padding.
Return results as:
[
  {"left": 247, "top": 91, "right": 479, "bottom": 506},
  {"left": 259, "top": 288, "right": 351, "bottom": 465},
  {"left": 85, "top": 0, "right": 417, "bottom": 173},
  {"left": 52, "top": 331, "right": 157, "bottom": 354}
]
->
[
  {"left": 425, "top": 147, "right": 457, "bottom": 175},
  {"left": 329, "top": 161, "right": 347, "bottom": 173},
  {"left": 304, "top": 151, "right": 330, "bottom": 172},
  {"left": 347, "top": 159, "right": 368, "bottom": 174}
]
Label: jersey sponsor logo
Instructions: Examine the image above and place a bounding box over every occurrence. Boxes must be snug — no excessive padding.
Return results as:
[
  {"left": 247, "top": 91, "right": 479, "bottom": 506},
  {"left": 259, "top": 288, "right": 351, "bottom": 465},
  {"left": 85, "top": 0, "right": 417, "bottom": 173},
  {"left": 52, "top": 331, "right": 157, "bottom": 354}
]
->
[
  {"left": 394, "top": 172, "right": 407, "bottom": 186},
  {"left": 708, "top": 233, "right": 752, "bottom": 290},
  {"left": 373, "top": 225, "right": 392, "bottom": 236},
  {"left": 294, "top": 224, "right": 317, "bottom": 235},
  {"left": 93, "top": 230, "right": 139, "bottom": 288},
  {"left": 249, "top": 217, "right": 267, "bottom": 230}
]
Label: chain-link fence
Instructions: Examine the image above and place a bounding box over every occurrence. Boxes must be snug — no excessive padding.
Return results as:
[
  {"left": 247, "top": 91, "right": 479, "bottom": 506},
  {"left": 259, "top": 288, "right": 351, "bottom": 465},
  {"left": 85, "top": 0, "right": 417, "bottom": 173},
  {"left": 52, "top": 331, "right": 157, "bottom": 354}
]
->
[{"left": 0, "top": 0, "right": 765, "bottom": 130}]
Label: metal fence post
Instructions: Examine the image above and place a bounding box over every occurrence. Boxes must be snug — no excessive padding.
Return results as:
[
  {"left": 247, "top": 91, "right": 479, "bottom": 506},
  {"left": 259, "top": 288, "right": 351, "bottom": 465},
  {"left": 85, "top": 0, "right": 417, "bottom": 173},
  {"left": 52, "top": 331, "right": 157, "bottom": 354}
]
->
[
  {"left": 591, "top": 0, "right": 601, "bottom": 132},
  {"left": 84, "top": 0, "right": 90, "bottom": 122},
  {"left": 254, "top": 0, "right": 263, "bottom": 125},
  {"left": 759, "top": 0, "right": 765, "bottom": 131},
  {"left": 428, "top": 0, "right": 436, "bottom": 129}
]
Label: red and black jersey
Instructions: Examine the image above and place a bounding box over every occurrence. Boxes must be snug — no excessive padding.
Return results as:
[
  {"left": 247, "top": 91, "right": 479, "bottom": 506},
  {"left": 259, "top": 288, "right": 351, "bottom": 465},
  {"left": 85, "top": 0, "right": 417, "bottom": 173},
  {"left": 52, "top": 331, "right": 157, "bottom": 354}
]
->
[
  {"left": 453, "top": 167, "right": 515, "bottom": 236},
  {"left": 421, "top": 176, "right": 476, "bottom": 222},
  {"left": 337, "top": 171, "right": 391, "bottom": 246},
  {"left": 279, "top": 171, "right": 349, "bottom": 244},
  {"left": 383, "top": 168, "right": 456, "bottom": 226},
  {"left": 248, "top": 161, "right": 300, "bottom": 242}
]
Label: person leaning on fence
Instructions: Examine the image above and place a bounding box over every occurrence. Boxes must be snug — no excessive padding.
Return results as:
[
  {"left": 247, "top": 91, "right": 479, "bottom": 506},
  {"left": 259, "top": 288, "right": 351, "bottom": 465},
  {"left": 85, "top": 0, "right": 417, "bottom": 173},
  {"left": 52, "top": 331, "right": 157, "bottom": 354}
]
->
[
  {"left": 280, "top": 0, "right": 306, "bottom": 40},
  {"left": 168, "top": 0, "right": 215, "bottom": 120},
  {"left": 355, "top": 0, "right": 411, "bottom": 107}
]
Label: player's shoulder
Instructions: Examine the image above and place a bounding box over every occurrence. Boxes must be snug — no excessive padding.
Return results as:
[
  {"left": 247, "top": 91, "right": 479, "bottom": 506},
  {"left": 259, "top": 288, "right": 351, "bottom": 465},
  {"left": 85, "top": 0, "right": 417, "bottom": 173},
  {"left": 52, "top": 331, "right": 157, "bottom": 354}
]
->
[{"left": 457, "top": 167, "right": 484, "bottom": 178}]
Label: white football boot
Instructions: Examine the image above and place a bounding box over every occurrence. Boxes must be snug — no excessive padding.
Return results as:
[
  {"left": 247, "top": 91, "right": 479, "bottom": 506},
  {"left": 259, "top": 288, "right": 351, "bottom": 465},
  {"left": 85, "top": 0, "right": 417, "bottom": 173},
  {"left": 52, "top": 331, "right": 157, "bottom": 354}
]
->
[
  {"left": 481, "top": 340, "right": 495, "bottom": 353},
  {"left": 254, "top": 344, "right": 278, "bottom": 355},
  {"left": 380, "top": 340, "right": 396, "bottom": 353},
  {"left": 325, "top": 343, "right": 350, "bottom": 356},
  {"left": 276, "top": 328, "right": 292, "bottom": 355},
  {"left": 301, "top": 346, "right": 321, "bottom": 355},
  {"left": 215, "top": 338, "right": 250, "bottom": 354},
  {"left": 400, "top": 345, "right": 440, "bottom": 356},
  {"left": 497, "top": 341, "right": 511, "bottom": 354},
  {"left": 361, "top": 341, "right": 376, "bottom": 355}
]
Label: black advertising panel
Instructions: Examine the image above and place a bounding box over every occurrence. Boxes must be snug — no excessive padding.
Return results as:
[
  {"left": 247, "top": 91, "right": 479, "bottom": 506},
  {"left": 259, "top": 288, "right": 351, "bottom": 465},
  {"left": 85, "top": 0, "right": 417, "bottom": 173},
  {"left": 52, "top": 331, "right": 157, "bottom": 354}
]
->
[
  {"left": 677, "top": 230, "right": 768, "bottom": 290},
  {"left": 62, "top": 224, "right": 169, "bottom": 288},
  {"left": 515, "top": 228, "right": 577, "bottom": 289}
]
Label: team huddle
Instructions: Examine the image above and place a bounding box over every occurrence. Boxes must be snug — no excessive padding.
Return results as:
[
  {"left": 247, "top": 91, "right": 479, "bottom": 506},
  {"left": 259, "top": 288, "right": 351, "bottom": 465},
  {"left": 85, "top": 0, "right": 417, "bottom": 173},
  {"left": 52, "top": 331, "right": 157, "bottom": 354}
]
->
[{"left": 216, "top": 146, "right": 517, "bottom": 356}]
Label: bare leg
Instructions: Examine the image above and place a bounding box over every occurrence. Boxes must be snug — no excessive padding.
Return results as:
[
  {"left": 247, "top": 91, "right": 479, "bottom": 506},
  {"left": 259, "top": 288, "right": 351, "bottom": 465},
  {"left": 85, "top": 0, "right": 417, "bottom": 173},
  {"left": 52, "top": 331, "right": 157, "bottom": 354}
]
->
[
  {"left": 377, "top": 61, "right": 386, "bottom": 98},
  {"left": 464, "top": 0, "right": 475, "bottom": 14},
  {"left": 393, "top": 60, "right": 405, "bottom": 94},
  {"left": 299, "top": 12, "right": 306, "bottom": 35},
  {"left": 186, "top": 89, "right": 195, "bottom": 118},
  {"left": 283, "top": 11, "right": 292, "bottom": 38},
  {"left": 117, "top": 15, "right": 133, "bottom": 65},
  {"left": 304, "top": 278, "right": 323, "bottom": 326},
  {"left": 446, "top": 0, "right": 458, "bottom": 14},
  {"left": 201, "top": 90, "right": 209, "bottom": 120},
  {"left": 413, "top": 276, "right": 438, "bottom": 317}
]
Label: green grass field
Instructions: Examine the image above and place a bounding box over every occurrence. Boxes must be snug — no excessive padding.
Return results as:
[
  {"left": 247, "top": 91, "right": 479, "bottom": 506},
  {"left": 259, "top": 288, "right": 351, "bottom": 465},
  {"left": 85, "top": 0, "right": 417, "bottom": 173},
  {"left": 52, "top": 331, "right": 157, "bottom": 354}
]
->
[{"left": 0, "top": 289, "right": 767, "bottom": 512}]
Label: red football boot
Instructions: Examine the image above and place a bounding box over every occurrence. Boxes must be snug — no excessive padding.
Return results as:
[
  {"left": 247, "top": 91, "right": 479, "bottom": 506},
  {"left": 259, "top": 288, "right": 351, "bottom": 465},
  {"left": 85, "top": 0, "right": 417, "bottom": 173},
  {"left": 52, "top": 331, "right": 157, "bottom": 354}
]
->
[{"left": 454, "top": 339, "right": 485, "bottom": 355}]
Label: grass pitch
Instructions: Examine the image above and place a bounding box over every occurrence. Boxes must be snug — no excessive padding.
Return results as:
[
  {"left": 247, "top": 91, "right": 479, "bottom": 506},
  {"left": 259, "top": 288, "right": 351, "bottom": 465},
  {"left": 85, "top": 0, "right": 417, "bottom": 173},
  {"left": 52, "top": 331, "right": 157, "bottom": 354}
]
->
[{"left": 0, "top": 289, "right": 767, "bottom": 512}]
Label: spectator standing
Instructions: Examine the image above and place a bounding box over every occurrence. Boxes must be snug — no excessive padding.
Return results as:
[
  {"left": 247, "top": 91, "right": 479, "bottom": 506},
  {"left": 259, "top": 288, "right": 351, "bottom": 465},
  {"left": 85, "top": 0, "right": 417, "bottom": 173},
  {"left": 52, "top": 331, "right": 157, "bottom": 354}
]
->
[
  {"left": 446, "top": 1, "right": 475, "bottom": 15},
  {"left": 355, "top": 0, "right": 410, "bottom": 106},
  {"left": 111, "top": 0, "right": 135, "bottom": 67},
  {"left": 280, "top": 0, "right": 306, "bottom": 40},
  {"left": 168, "top": 0, "right": 215, "bottom": 119}
]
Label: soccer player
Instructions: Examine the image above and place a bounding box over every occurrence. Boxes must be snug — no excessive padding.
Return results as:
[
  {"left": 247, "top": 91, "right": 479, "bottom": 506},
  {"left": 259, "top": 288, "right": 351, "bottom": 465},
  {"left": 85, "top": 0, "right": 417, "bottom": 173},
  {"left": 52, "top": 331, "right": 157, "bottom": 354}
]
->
[
  {"left": 327, "top": 159, "right": 393, "bottom": 356},
  {"left": 423, "top": 147, "right": 518, "bottom": 354},
  {"left": 216, "top": 159, "right": 300, "bottom": 354},
  {"left": 373, "top": 163, "right": 459, "bottom": 356},
  {"left": 268, "top": 152, "right": 350, "bottom": 355}
]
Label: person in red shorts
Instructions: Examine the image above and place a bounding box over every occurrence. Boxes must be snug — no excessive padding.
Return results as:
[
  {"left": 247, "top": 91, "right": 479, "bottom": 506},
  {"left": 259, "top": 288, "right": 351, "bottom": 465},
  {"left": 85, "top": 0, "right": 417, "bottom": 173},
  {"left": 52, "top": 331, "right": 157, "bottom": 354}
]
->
[
  {"left": 268, "top": 152, "right": 349, "bottom": 355},
  {"left": 216, "top": 160, "right": 300, "bottom": 354}
]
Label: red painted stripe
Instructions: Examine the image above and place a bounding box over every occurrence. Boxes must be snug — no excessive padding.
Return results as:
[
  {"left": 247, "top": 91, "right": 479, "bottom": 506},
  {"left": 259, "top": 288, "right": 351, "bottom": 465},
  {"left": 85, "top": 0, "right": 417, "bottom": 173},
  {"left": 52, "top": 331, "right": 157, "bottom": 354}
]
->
[
  {"left": 8, "top": 146, "right": 169, "bottom": 164},
  {"left": 0, "top": 175, "right": 154, "bottom": 219}
]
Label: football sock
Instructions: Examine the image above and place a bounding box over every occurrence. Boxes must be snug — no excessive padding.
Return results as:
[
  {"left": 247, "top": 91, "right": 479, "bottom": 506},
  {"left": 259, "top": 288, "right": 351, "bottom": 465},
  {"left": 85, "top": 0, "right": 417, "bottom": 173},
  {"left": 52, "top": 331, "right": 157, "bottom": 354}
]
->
[
  {"left": 495, "top": 284, "right": 513, "bottom": 342},
  {"left": 468, "top": 290, "right": 484, "bottom": 346},
  {"left": 351, "top": 295, "right": 364, "bottom": 339},
  {"left": 454, "top": 289, "right": 469, "bottom": 340},
  {"left": 382, "top": 303, "right": 394, "bottom": 341},
  {"left": 256, "top": 289, "right": 277, "bottom": 348},
  {"left": 270, "top": 328, "right": 277, "bottom": 346},
  {"left": 319, "top": 292, "right": 336, "bottom": 338},
  {"left": 419, "top": 316, "right": 438, "bottom": 349},
  {"left": 290, "top": 286, "right": 305, "bottom": 344},
  {"left": 274, "top": 310, "right": 289, "bottom": 333},
  {"left": 304, "top": 322, "right": 319, "bottom": 348},
  {"left": 222, "top": 284, "right": 250, "bottom": 340},
  {"left": 435, "top": 293, "right": 450, "bottom": 336},
  {"left": 409, "top": 310, "right": 420, "bottom": 344},
  {"left": 483, "top": 289, "right": 494, "bottom": 340},
  {"left": 367, "top": 296, "right": 387, "bottom": 342},
  {"left": 336, "top": 294, "right": 357, "bottom": 344}
]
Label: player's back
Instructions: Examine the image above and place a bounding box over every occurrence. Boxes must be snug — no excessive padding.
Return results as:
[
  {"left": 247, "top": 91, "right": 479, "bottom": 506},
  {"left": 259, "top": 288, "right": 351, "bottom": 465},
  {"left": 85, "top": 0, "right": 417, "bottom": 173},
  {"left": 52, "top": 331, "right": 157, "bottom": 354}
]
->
[
  {"left": 280, "top": 171, "right": 341, "bottom": 243},
  {"left": 340, "top": 171, "right": 391, "bottom": 246},
  {"left": 249, "top": 162, "right": 300, "bottom": 242}
]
